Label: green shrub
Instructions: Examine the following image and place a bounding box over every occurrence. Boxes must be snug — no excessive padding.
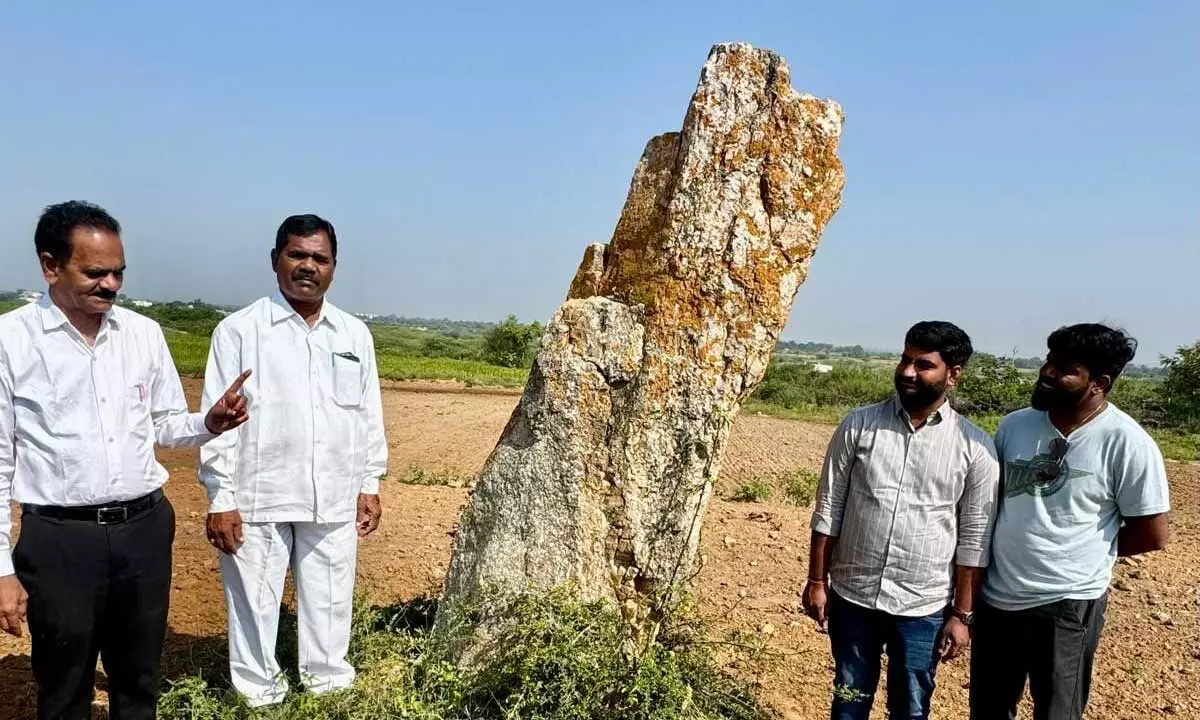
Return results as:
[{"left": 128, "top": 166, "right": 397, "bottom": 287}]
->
[
  {"left": 482, "top": 315, "right": 542, "bottom": 369},
  {"left": 752, "top": 363, "right": 892, "bottom": 409},
  {"left": 1158, "top": 342, "right": 1200, "bottom": 432},
  {"left": 158, "top": 589, "right": 770, "bottom": 720},
  {"left": 953, "top": 354, "right": 1030, "bottom": 416},
  {"left": 781, "top": 469, "right": 820, "bottom": 507},
  {"left": 729, "top": 480, "right": 772, "bottom": 503},
  {"left": 136, "top": 302, "right": 226, "bottom": 336}
]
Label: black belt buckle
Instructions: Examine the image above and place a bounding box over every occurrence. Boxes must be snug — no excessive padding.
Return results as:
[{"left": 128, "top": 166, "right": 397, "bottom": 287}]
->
[{"left": 97, "top": 506, "right": 129, "bottom": 525}]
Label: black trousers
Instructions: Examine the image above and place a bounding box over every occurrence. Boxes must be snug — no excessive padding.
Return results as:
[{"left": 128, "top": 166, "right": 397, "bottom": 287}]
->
[
  {"left": 14, "top": 495, "right": 175, "bottom": 720},
  {"left": 969, "top": 595, "right": 1108, "bottom": 720}
]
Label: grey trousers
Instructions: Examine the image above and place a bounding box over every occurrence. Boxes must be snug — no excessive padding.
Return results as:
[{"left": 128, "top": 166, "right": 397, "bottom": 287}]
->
[{"left": 969, "top": 594, "right": 1108, "bottom": 720}]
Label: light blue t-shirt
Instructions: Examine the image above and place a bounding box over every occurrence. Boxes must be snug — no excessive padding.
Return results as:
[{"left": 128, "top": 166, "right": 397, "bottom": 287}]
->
[{"left": 983, "top": 404, "right": 1171, "bottom": 611}]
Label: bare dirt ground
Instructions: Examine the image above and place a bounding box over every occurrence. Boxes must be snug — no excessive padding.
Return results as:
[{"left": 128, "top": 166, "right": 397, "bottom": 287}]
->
[{"left": 0, "top": 380, "right": 1196, "bottom": 719}]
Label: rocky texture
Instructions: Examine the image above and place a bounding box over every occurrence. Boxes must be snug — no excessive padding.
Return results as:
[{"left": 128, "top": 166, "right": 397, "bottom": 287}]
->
[{"left": 439, "top": 43, "right": 845, "bottom": 639}]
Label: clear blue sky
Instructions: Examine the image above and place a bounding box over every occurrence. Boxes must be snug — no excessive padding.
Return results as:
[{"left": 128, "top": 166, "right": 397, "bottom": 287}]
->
[{"left": 1, "top": 1, "right": 1196, "bottom": 360}]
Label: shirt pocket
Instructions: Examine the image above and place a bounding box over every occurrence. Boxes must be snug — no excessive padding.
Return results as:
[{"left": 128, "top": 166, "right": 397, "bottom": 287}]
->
[
  {"left": 332, "top": 354, "right": 363, "bottom": 407},
  {"left": 125, "top": 376, "right": 155, "bottom": 441},
  {"left": 126, "top": 380, "right": 150, "bottom": 410}
]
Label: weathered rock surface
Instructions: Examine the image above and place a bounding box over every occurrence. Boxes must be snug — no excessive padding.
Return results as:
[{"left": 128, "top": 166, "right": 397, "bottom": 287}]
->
[{"left": 439, "top": 43, "right": 845, "bottom": 637}]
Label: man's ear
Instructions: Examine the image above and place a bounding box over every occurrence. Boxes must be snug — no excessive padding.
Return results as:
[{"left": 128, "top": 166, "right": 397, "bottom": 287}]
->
[
  {"left": 39, "top": 252, "right": 61, "bottom": 284},
  {"left": 946, "top": 365, "right": 965, "bottom": 388},
  {"left": 1093, "top": 374, "right": 1114, "bottom": 395},
  {"left": 270, "top": 249, "right": 279, "bottom": 271}
]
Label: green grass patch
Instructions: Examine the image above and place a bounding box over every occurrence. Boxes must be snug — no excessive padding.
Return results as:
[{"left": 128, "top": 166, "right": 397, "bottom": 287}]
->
[
  {"left": 396, "top": 465, "right": 473, "bottom": 487},
  {"left": 166, "top": 332, "right": 211, "bottom": 375},
  {"left": 729, "top": 480, "right": 772, "bottom": 503},
  {"left": 374, "top": 355, "right": 528, "bottom": 387},
  {"left": 0, "top": 299, "right": 26, "bottom": 315},
  {"left": 1149, "top": 429, "right": 1199, "bottom": 463},
  {"left": 741, "top": 400, "right": 849, "bottom": 426},
  {"left": 158, "top": 589, "right": 771, "bottom": 719},
  {"left": 163, "top": 333, "right": 528, "bottom": 388}
]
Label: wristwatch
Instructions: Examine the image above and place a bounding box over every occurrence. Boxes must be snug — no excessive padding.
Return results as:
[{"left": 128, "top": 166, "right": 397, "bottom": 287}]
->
[{"left": 951, "top": 608, "right": 974, "bottom": 626}]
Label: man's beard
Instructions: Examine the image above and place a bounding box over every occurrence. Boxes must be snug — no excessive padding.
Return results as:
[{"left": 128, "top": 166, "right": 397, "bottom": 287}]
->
[
  {"left": 894, "top": 374, "right": 947, "bottom": 411},
  {"left": 1031, "top": 379, "right": 1088, "bottom": 412}
]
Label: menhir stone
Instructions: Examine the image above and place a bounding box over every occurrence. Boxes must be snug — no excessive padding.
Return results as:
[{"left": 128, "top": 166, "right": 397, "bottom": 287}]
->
[{"left": 438, "top": 42, "right": 845, "bottom": 643}]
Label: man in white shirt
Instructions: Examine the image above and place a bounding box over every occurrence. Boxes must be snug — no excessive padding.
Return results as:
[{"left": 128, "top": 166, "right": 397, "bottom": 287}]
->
[
  {"left": 0, "top": 201, "right": 250, "bottom": 720},
  {"left": 199, "top": 213, "right": 387, "bottom": 707}
]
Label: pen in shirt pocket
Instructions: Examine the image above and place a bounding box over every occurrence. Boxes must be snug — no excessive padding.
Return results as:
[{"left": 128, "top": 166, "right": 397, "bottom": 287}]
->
[{"left": 334, "top": 351, "right": 360, "bottom": 363}]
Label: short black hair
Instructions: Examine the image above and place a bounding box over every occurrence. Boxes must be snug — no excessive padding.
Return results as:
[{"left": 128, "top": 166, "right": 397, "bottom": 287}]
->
[
  {"left": 275, "top": 214, "right": 337, "bottom": 259},
  {"left": 35, "top": 201, "right": 121, "bottom": 264},
  {"left": 1046, "top": 323, "right": 1137, "bottom": 386},
  {"left": 904, "top": 321, "right": 974, "bottom": 368}
]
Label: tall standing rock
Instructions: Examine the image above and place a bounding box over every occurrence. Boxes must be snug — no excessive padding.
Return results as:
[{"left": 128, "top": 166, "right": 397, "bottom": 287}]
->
[{"left": 439, "top": 43, "right": 845, "bottom": 638}]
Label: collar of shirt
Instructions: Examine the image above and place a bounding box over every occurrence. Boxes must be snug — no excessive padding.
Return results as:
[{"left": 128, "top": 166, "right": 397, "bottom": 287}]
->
[
  {"left": 268, "top": 290, "right": 340, "bottom": 333},
  {"left": 892, "top": 394, "right": 954, "bottom": 430},
  {"left": 36, "top": 290, "right": 120, "bottom": 341}
]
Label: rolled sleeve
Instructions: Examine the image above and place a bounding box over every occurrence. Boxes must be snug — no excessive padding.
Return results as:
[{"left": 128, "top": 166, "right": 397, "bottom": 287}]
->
[
  {"left": 955, "top": 435, "right": 1001, "bottom": 567},
  {"left": 810, "top": 414, "right": 857, "bottom": 537}
]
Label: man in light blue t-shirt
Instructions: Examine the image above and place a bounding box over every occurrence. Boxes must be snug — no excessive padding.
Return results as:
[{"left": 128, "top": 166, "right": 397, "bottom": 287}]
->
[{"left": 970, "top": 324, "right": 1170, "bottom": 720}]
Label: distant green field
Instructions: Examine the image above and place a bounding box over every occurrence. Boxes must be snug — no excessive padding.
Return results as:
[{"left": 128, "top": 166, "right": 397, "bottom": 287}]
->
[
  {"left": 164, "top": 333, "right": 528, "bottom": 388},
  {"left": 374, "top": 354, "right": 527, "bottom": 387},
  {"left": 164, "top": 332, "right": 211, "bottom": 375},
  {"left": 3, "top": 298, "right": 1195, "bottom": 463},
  {"left": 0, "top": 299, "right": 26, "bottom": 315}
]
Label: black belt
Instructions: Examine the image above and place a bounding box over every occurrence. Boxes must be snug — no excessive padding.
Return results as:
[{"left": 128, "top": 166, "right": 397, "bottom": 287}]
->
[{"left": 21, "top": 489, "right": 164, "bottom": 525}]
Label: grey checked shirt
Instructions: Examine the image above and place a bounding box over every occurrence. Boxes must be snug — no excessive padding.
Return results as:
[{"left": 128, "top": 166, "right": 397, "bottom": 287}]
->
[{"left": 811, "top": 397, "right": 1001, "bottom": 617}]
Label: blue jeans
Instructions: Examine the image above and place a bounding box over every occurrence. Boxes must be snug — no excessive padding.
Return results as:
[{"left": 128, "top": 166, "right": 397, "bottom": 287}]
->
[{"left": 828, "top": 591, "right": 946, "bottom": 720}]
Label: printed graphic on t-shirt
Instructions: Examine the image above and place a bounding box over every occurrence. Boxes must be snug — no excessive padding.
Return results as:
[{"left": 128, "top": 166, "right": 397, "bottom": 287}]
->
[{"left": 1004, "top": 454, "right": 1093, "bottom": 498}]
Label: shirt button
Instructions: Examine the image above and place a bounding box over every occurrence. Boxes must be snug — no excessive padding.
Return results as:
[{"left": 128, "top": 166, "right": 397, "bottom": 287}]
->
[{"left": 108, "top": 438, "right": 114, "bottom": 443}]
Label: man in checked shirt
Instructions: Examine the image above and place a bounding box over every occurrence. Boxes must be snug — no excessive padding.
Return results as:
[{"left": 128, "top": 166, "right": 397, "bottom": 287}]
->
[{"left": 803, "top": 321, "right": 1001, "bottom": 720}]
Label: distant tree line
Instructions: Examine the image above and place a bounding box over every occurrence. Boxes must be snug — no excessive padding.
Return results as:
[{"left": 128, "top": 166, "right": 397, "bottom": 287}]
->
[{"left": 753, "top": 345, "right": 1200, "bottom": 432}]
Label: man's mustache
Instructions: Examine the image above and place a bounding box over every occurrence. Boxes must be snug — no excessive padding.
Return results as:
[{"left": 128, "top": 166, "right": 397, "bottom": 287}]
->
[{"left": 91, "top": 289, "right": 117, "bottom": 300}]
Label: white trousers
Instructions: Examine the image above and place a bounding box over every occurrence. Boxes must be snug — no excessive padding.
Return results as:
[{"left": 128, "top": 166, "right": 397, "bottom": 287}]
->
[{"left": 219, "top": 521, "right": 358, "bottom": 707}]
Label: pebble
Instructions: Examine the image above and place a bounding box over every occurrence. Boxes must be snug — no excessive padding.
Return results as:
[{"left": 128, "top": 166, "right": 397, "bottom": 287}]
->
[
  {"left": 1113, "top": 579, "right": 1134, "bottom": 592},
  {"left": 1151, "top": 611, "right": 1175, "bottom": 627},
  {"left": 724, "top": 535, "right": 736, "bottom": 548},
  {"left": 759, "top": 622, "right": 776, "bottom": 636}
]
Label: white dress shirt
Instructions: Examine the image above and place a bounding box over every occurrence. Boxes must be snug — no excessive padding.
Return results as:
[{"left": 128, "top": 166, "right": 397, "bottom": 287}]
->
[
  {"left": 811, "top": 397, "right": 1001, "bottom": 616},
  {"left": 0, "top": 294, "right": 215, "bottom": 575},
  {"left": 198, "top": 294, "right": 387, "bottom": 523}
]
